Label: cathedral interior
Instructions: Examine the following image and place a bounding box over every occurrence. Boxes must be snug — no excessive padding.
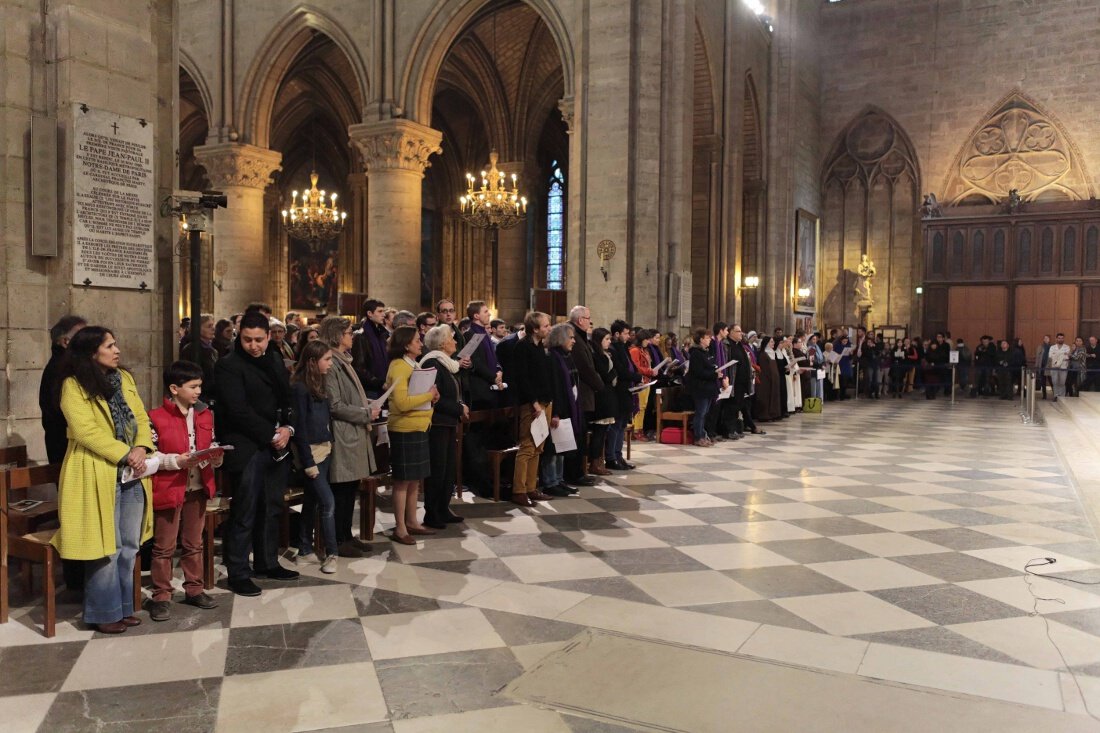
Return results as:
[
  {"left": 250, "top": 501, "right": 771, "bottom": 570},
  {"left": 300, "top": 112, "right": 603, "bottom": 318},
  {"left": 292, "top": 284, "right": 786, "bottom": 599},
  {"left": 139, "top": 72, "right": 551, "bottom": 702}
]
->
[{"left": 5, "top": 1, "right": 1100, "bottom": 731}]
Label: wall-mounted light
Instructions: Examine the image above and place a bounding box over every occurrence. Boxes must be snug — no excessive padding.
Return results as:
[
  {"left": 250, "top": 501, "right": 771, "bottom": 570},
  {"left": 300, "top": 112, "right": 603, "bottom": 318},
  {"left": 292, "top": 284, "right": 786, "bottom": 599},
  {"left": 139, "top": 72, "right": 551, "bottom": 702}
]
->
[
  {"left": 742, "top": 275, "right": 760, "bottom": 289},
  {"left": 915, "top": 286, "right": 924, "bottom": 295},
  {"left": 796, "top": 287, "right": 811, "bottom": 298},
  {"left": 214, "top": 260, "right": 228, "bottom": 292}
]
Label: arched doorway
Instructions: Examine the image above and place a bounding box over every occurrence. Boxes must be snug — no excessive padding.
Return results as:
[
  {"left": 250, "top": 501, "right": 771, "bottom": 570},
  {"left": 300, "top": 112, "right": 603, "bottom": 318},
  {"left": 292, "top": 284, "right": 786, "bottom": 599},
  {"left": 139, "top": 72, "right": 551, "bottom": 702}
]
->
[
  {"left": 265, "top": 31, "right": 364, "bottom": 316},
  {"left": 425, "top": 1, "right": 568, "bottom": 324}
]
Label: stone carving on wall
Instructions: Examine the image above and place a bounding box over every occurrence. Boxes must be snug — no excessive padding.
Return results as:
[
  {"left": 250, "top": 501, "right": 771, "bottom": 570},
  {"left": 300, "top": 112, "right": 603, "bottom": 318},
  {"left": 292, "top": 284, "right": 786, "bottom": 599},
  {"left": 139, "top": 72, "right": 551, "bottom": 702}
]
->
[
  {"left": 942, "top": 92, "right": 1094, "bottom": 205},
  {"left": 194, "top": 142, "right": 283, "bottom": 189}
]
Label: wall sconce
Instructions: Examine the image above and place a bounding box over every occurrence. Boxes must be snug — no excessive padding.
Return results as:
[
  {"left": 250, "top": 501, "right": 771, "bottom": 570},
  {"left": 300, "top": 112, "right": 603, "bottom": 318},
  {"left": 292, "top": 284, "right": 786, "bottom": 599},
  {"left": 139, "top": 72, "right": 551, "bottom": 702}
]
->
[
  {"left": 915, "top": 286, "right": 924, "bottom": 295},
  {"left": 597, "top": 239, "right": 616, "bottom": 282},
  {"left": 796, "top": 287, "right": 811, "bottom": 299},
  {"left": 741, "top": 275, "right": 760, "bottom": 291},
  {"left": 214, "top": 260, "right": 228, "bottom": 292}
]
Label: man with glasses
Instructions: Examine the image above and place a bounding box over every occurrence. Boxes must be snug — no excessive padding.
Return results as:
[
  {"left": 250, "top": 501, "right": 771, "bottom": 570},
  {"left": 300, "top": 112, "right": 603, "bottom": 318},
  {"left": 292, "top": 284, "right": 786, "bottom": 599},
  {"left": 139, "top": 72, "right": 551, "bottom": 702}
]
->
[{"left": 566, "top": 306, "right": 602, "bottom": 485}]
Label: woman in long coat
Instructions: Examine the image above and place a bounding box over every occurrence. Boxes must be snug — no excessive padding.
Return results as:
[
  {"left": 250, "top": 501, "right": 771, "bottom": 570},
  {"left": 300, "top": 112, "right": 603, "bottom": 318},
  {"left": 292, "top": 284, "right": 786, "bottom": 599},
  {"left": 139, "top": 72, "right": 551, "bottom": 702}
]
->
[
  {"left": 318, "top": 316, "right": 378, "bottom": 556},
  {"left": 754, "top": 336, "right": 782, "bottom": 422},
  {"left": 51, "top": 327, "right": 154, "bottom": 634}
]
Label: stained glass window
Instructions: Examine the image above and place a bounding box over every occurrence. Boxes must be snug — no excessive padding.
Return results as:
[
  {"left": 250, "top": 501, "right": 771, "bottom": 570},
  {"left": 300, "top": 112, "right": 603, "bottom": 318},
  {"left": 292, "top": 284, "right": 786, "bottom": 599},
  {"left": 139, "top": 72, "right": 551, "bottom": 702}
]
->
[{"left": 547, "top": 162, "right": 565, "bottom": 290}]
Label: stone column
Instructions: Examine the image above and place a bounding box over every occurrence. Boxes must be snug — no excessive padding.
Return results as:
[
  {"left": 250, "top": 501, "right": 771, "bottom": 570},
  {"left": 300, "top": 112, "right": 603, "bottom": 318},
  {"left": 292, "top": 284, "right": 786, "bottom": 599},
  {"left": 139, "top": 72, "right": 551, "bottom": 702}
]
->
[
  {"left": 348, "top": 119, "right": 442, "bottom": 309},
  {"left": 495, "top": 159, "right": 533, "bottom": 325},
  {"left": 193, "top": 142, "right": 282, "bottom": 316}
]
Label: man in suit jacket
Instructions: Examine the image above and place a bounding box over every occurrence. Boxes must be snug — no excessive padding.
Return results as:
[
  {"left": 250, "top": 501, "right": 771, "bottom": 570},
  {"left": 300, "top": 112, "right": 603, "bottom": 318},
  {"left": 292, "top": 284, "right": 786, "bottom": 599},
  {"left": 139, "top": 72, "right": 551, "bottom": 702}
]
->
[
  {"left": 351, "top": 298, "right": 389, "bottom": 396},
  {"left": 215, "top": 311, "right": 298, "bottom": 596},
  {"left": 464, "top": 300, "right": 503, "bottom": 409},
  {"left": 566, "top": 306, "right": 602, "bottom": 484}
]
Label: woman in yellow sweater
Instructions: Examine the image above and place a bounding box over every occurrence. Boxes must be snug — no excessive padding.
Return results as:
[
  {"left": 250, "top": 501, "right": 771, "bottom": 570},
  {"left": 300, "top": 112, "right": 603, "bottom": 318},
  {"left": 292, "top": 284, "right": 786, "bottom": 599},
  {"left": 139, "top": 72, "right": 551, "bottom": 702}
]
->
[
  {"left": 384, "top": 326, "right": 439, "bottom": 544},
  {"left": 51, "top": 327, "right": 154, "bottom": 634}
]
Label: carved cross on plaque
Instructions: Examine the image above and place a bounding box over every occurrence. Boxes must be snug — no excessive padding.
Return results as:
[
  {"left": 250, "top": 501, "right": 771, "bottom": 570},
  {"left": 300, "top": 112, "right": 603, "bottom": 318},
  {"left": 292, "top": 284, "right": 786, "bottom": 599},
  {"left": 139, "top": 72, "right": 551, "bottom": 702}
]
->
[{"left": 110, "top": 122, "right": 120, "bottom": 135}]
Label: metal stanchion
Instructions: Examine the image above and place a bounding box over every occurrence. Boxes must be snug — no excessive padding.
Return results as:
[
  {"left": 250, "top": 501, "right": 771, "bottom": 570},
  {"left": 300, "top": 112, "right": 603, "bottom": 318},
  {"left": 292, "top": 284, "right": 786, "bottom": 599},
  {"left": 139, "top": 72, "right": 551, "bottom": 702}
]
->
[
  {"left": 951, "top": 365, "right": 956, "bottom": 404},
  {"left": 1020, "top": 366, "right": 1027, "bottom": 414},
  {"left": 1028, "top": 371, "right": 1037, "bottom": 423}
]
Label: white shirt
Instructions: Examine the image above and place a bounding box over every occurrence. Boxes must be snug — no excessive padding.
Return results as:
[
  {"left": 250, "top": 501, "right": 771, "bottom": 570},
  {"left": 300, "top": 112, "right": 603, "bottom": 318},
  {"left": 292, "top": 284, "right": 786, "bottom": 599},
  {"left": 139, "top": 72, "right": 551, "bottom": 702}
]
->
[{"left": 1048, "top": 343, "right": 1072, "bottom": 369}]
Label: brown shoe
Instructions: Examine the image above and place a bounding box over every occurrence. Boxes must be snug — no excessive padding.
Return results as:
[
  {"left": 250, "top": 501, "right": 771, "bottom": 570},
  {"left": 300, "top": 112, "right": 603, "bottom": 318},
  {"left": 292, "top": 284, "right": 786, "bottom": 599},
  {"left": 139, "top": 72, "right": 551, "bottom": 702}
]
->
[
  {"left": 93, "top": 621, "right": 128, "bottom": 634},
  {"left": 510, "top": 494, "right": 536, "bottom": 507},
  {"left": 529, "top": 490, "right": 553, "bottom": 501},
  {"left": 121, "top": 615, "right": 142, "bottom": 627},
  {"left": 590, "top": 458, "right": 612, "bottom": 476},
  {"left": 390, "top": 533, "right": 416, "bottom": 545},
  {"left": 407, "top": 526, "right": 437, "bottom": 536}
]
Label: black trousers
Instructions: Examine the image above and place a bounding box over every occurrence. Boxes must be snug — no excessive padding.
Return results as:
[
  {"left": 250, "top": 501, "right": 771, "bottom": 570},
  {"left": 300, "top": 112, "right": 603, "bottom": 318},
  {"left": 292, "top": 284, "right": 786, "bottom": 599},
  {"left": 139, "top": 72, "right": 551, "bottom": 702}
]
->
[
  {"left": 564, "top": 413, "right": 586, "bottom": 480},
  {"left": 425, "top": 425, "right": 456, "bottom": 522},
  {"left": 705, "top": 397, "right": 735, "bottom": 437},
  {"left": 224, "top": 450, "right": 290, "bottom": 582},
  {"left": 331, "top": 480, "right": 358, "bottom": 544},
  {"left": 587, "top": 418, "right": 608, "bottom": 462},
  {"left": 733, "top": 393, "right": 755, "bottom": 433}
]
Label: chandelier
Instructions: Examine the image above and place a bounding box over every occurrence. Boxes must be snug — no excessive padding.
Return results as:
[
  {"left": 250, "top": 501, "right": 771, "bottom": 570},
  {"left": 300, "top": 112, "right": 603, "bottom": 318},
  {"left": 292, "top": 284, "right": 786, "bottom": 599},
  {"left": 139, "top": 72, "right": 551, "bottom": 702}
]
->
[
  {"left": 281, "top": 171, "right": 347, "bottom": 247},
  {"left": 459, "top": 151, "right": 527, "bottom": 230}
]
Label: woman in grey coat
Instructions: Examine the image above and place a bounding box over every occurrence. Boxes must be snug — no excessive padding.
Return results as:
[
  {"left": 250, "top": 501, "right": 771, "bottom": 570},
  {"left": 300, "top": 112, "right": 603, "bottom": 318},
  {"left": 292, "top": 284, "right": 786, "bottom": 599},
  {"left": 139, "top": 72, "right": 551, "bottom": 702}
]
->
[{"left": 318, "top": 316, "right": 379, "bottom": 557}]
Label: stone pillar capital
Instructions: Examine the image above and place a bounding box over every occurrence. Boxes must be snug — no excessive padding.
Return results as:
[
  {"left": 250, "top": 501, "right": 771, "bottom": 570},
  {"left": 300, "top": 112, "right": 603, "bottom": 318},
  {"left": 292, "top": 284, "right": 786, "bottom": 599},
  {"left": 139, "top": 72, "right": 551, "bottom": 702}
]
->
[
  {"left": 348, "top": 119, "right": 443, "bottom": 177},
  {"left": 194, "top": 142, "right": 283, "bottom": 190}
]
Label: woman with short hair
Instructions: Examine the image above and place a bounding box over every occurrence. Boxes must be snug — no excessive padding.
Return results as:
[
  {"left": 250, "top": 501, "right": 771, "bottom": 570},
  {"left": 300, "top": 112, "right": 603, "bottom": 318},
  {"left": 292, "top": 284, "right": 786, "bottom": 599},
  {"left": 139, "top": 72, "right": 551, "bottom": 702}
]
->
[
  {"left": 685, "top": 328, "right": 726, "bottom": 447},
  {"left": 419, "top": 325, "right": 467, "bottom": 528},
  {"left": 541, "top": 323, "right": 581, "bottom": 495},
  {"left": 317, "top": 316, "right": 378, "bottom": 557},
  {"left": 385, "top": 326, "right": 439, "bottom": 544},
  {"left": 52, "top": 327, "right": 154, "bottom": 633},
  {"left": 587, "top": 328, "right": 617, "bottom": 476}
]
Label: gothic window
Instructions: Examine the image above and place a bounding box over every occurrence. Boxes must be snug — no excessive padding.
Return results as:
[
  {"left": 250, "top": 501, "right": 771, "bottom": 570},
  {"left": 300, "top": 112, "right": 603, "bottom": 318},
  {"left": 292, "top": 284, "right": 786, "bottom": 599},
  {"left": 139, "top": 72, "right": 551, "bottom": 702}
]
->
[
  {"left": 546, "top": 162, "right": 565, "bottom": 290},
  {"left": 1087, "top": 226, "right": 1099, "bottom": 272},
  {"left": 972, "top": 231, "right": 985, "bottom": 277},
  {"left": 932, "top": 233, "right": 945, "bottom": 274},
  {"left": 951, "top": 231, "right": 965, "bottom": 274},
  {"left": 1063, "top": 227, "right": 1076, "bottom": 272},
  {"left": 1018, "top": 229, "right": 1032, "bottom": 274},
  {"left": 993, "top": 229, "right": 1006, "bottom": 273},
  {"left": 1040, "top": 227, "right": 1054, "bottom": 272}
]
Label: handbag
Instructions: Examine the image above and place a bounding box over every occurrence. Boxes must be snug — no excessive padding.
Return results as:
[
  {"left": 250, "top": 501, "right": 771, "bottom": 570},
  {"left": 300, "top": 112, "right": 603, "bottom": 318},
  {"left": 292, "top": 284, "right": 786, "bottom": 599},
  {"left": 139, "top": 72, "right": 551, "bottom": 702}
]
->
[{"left": 802, "top": 397, "right": 822, "bottom": 414}]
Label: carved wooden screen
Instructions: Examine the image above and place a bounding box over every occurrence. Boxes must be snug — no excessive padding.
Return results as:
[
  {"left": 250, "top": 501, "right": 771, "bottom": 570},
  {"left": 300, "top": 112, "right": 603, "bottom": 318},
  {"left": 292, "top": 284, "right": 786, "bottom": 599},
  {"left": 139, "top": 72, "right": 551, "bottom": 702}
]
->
[{"left": 821, "top": 109, "right": 920, "bottom": 330}]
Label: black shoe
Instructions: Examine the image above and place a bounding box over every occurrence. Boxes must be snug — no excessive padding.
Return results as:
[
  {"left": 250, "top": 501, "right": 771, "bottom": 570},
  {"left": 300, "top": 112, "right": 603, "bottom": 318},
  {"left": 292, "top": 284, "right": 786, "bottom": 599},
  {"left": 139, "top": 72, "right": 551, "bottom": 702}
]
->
[
  {"left": 229, "top": 578, "right": 262, "bottom": 597},
  {"left": 351, "top": 537, "right": 373, "bottom": 551},
  {"left": 254, "top": 566, "right": 300, "bottom": 581},
  {"left": 621, "top": 460, "right": 636, "bottom": 470},
  {"left": 182, "top": 592, "right": 219, "bottom": 610},
  {"left": 149, "top": 600, "right": 171, "bottom": 622},
  {"left": 422, "top": 518, "right": 447, "bottom": 530},
  {"left": 337, "top": 542, "right": 363, "bottom": 558},
  {"left": 606, "top": 459, "right": 626, "bottom": 471},
  {"left": 544, "top": 485, "right": 573, "bottom": 497},
  {"left": 571, "top": 476, "right": 597, "bottom": 487},
  {"left": 444, "top": 513, "right": 465, "bottom": 524},
  {"left": 562, "top": 485, "right": 580, "bottom": 495}
]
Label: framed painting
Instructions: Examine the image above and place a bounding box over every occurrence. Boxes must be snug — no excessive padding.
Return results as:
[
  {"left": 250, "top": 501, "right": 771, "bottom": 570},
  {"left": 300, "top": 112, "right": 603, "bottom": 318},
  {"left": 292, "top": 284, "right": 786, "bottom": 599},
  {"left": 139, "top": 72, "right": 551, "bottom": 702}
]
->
[{"left": 794, "top": 208, "right": 819, "bottom": 314}]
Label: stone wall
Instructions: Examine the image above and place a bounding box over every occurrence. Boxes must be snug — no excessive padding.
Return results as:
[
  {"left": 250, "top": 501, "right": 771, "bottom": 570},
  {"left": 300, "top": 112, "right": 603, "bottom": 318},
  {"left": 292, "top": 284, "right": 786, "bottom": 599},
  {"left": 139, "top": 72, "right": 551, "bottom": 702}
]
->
[{"left": 0, "top": 0, "right": 176, "bottom": 460}]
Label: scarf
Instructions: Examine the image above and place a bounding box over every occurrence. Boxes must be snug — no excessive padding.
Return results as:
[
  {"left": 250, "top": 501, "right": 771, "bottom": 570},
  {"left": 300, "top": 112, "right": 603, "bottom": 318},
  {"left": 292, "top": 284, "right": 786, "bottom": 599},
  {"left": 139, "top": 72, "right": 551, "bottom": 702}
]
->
[
  {"left": 106, "top": 370, "right": 137, "bottom": 446},
  {"left": 468, "top": 323, "right": 500, "bottom": 373},
  {"left": 552, "top": 348, "right": 581, "bottom": 435},
  {"left": 332, "top": 349, "right": 370, "bottom": 409},
  {"left": 420, "top": 350, "right": 460, "bottom": 374}
]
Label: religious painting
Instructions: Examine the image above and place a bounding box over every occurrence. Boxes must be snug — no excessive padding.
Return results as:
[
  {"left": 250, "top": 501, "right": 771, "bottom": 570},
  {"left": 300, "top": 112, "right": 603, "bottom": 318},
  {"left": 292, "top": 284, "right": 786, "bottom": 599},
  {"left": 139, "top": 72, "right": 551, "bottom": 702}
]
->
[
  {"left": 289, "top": 239, "right": 338, "bottom": 310},
  {"left": 794, "top": 208, "right": 818, "bottom": 314}
]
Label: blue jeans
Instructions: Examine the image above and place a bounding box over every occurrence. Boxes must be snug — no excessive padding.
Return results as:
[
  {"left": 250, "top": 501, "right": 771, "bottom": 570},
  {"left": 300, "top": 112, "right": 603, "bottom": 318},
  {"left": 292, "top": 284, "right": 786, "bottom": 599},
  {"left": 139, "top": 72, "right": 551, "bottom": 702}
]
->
[
  {"left": 540, "top": 451, "right": 565, "bottom": 488},
  {"left": 692, "top": 397, "right": 711, "bottom": 441},
  {"left": 299, "top": 456, "right": 337, "bottom": 556},
  {"left": 605, "top": 416, "right": 627, "bottom": 462},
  {"left": 83, "top": 481, "right": 144, "bottom": 625}
]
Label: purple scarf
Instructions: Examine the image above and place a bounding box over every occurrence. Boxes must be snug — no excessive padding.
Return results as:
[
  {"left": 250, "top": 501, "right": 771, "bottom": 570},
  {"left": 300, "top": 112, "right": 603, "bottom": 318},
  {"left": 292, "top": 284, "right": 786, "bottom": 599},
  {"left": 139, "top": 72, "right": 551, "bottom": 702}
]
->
[
  {"left": 469, "top": 323, "right": 500, "bottom": 373},
  {"left": 362, "top": 320, "right": 389, "bottom": 382},
  {"left": 552, "top": 348, "right": 580, "bottom": 435}
]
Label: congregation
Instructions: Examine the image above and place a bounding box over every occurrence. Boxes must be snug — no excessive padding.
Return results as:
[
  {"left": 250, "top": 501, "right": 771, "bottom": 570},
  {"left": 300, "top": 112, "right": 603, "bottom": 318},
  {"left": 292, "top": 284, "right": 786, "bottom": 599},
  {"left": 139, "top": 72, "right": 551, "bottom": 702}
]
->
[{"left": 35, "top": 300, "right": 1096, "bottom": 635}]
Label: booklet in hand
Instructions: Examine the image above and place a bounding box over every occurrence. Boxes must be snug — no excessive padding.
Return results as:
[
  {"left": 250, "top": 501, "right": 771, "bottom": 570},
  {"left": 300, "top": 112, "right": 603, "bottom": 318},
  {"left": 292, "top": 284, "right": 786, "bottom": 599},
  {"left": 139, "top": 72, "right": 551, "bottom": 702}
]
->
[{"left": 455, "top": 333, "right": 484, "bottom": 360}]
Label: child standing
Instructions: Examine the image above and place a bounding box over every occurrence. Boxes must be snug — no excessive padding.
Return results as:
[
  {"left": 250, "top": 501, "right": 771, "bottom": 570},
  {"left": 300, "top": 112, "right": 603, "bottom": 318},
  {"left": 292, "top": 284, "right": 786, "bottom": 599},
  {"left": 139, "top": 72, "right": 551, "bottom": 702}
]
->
[{"left": 147, "top": 361, "right": 224, "bottom": 621}]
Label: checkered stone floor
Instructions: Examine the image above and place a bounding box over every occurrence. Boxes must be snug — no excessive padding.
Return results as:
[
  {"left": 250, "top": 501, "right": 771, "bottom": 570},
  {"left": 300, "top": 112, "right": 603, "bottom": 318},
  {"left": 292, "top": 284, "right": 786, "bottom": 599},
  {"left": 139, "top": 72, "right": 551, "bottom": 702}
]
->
[{"left": 5, "top": 397, "right": 1100, "bottom": 731}]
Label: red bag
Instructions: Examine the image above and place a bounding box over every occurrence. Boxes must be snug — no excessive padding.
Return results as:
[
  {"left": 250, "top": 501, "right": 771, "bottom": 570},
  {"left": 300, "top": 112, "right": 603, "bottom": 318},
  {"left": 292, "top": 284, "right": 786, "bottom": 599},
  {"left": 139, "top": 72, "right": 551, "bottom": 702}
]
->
[{"left": 660, "top": 426, "right": 694, "bottom": 445}]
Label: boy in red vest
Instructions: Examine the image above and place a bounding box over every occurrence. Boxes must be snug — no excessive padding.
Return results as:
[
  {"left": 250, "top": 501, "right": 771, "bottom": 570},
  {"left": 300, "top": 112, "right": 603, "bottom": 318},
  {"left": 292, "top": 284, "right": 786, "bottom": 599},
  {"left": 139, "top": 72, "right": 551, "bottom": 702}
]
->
[{"left": 147, "top": 361, "right": 224, "bottom": 621}]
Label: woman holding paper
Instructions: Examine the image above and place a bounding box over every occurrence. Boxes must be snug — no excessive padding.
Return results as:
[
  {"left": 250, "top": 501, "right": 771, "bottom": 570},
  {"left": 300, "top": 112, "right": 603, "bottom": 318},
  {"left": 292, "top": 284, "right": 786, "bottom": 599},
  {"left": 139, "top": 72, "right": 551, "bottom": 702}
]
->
[
  {"left": 541, "top": 323, "right": 581, "bottom": 495},
  {"left": 420, "top": 325, "right": 467, "bottom": 528},
  {"left": 318, "top": 316, "right": 378, "bottom": 558},
  {"left": 629, "top": 330, "right": 658, "bottom": 441},
  {"left": 51, "top": 327, "right": 154, "bottom": 634},
  {"left": 685, "top": 329, "right": 726, "bottom": 447},
  {"left": 384, "top": 326, "right": 440, "bottom": 544}
]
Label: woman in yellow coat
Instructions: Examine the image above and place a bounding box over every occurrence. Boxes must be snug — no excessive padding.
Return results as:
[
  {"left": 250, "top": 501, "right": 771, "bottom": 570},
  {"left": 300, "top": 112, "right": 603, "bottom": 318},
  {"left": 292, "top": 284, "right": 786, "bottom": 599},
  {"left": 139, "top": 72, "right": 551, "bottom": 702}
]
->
[{"left": 50, "top": 327, "right": 154, "bottom": 634}]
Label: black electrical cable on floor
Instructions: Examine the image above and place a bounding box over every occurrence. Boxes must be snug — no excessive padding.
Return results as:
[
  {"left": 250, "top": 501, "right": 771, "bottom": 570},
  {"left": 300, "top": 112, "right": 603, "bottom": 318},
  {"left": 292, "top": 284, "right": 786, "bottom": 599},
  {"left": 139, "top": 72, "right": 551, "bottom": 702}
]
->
[{"left": 1023, "top": 558, "right": 1100, "bottom": 721}]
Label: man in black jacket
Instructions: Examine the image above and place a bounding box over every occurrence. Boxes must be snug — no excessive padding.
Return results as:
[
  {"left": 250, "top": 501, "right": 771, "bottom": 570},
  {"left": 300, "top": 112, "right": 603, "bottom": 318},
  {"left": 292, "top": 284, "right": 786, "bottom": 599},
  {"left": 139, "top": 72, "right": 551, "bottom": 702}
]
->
[
  {"left": 40, "top": 315, "right": 86, "bottom": 463},
  {"left": 973, "top": 335, "right": 995, "bottom": 397},
  {"left": 215, "top": 311, "right": 299, "bottom": 596},
  {"left": 464, "top": 300, "right": 503, "bottom": 408},
  {"left": 706, "top": 322, "right": 739, "bottom": 440},
  {"left": 566, "top": 306, "right": 602, "bottom": 485},
  {"left": 508, "top": 311, "right": 555, "bottom": 506},
  {"left": 727, "top": 324, "right": 760, "bottom": 436},
  {"left": 351, "top": 299, "right": 389, "bottom": 397},
  {"left": 607, "top": 320, "right": 641, "bottom": 469}
]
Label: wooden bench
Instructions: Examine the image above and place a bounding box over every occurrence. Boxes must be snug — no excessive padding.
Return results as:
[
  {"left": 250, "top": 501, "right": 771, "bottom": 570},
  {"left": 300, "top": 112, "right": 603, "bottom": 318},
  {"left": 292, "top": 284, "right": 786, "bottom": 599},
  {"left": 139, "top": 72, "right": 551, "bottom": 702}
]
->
[
  {"left": 0, "top": 444, "right": 28, "bottom": 471},
  {"left": 1, "top": 463, "right": 140, "bottom": 637},
  {"left": 456, "top": 406, "right": 519, "bottom": 502},
  {"left": 655, "top": 387, "right": 694, "bottom": 444}
]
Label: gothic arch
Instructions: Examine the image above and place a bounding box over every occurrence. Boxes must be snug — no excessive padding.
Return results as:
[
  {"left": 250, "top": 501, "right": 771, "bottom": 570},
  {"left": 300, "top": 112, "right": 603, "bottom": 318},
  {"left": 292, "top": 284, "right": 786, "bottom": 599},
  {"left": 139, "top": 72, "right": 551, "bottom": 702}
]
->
[
  {"left": 820, "top": 107, "right": 920, "bottom": 329},
  {"left": 690, "top": 22, "right": 719, "bottom": 327},
  {"left": 401, "top": 0, "right": 574, "bottom": 126},
  {"left": 237, "top": 5, "right": 369, "bottom": 148},
  {"left": 179, "top": 49, "right": 214, "bottom": 133},
  {"left": 941, "top": 90, "right": 1094, "bottom": 205},
  {"left": 739, "top": 71, "right": 765, "bottom": 328}
]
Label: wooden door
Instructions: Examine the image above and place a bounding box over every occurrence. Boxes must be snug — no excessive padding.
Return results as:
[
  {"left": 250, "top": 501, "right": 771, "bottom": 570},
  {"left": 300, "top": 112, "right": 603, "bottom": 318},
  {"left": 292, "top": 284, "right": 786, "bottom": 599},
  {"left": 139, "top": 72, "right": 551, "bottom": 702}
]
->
[
  {"left": 1014, "top": 284, "right": 1079, "bottom": 357},
  {"left": 947, "top": 286, "right": 1008, "bottom": 348}
]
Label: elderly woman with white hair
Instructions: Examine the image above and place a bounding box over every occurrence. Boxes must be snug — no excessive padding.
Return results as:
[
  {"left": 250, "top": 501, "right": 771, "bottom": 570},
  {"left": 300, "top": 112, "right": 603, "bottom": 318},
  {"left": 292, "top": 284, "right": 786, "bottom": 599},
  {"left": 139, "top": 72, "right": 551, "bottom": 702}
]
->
[
  {"left": 540, "top": 322, "right": 581, "bottom": 496},
  {"left": 419, "top": 324, "right": 468, "bottom": 528}
]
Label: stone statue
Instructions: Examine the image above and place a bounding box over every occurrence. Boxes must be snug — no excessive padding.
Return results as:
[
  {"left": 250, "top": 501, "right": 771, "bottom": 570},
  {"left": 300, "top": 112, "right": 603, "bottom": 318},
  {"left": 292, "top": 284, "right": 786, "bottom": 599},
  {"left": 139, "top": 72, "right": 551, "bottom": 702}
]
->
[
  {"left": 920, "top": 192, "right": 943, "bottom": 219},
  {"left": 854, "top": 254, "right": 876, "bottom": 311}
]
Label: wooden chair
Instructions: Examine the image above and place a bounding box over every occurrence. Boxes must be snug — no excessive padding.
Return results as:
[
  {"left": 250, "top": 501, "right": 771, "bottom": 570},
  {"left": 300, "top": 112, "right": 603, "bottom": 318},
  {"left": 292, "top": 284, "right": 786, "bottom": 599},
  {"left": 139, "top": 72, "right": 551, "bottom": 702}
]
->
[
  {"left": 1, "top": 464, "right": 140, "bottom": 637},
  {"left": 0, "top": 445, "right": 28, "bottom": 470},
  {"left": 456, "top": 407, "right": 519, "bottom": 501},
  {"left": 358, "top": 428, "right": 393, "bottom": 542},
  {"left": 654, "top": 387, "right": 694, "bottom": 444}
]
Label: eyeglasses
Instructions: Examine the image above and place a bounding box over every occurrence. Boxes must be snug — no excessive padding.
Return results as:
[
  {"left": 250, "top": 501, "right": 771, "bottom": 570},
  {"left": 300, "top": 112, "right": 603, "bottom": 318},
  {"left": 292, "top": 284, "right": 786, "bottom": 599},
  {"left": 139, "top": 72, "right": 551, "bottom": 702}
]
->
[{"left": 439, "top": 308, "right": 455, "bottom": 313}]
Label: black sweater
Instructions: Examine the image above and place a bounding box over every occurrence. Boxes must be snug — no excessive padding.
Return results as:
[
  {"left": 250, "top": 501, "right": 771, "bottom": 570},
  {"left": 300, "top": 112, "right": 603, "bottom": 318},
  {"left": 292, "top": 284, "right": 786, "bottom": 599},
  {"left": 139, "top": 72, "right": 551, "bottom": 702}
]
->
[
  {"left": 422, "top": 357, "right": 465, "bottom": 428},
  {"left": 511, "top": 338, "right": 555, "bottom": 406},
  {"left": 686, "top": 345, "right": 721, "bottom": 401},
  {"left": 214, "top": 342, "right": 292, "bottom": 473}
]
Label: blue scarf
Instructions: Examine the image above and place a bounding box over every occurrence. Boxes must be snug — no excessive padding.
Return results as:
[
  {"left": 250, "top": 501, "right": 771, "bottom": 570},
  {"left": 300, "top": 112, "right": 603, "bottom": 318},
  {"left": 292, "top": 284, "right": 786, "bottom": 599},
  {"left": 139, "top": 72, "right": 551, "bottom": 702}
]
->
[{"left": 106, "top": 370, "right": 137, "bottom": 482}]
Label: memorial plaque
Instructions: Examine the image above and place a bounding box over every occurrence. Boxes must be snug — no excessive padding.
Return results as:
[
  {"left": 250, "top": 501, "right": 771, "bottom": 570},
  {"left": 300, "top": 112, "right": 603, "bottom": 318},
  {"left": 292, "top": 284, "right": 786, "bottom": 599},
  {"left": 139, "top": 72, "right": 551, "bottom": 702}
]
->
[{"left": 71, "top": 105, "right": 155, "bottom": 289}]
